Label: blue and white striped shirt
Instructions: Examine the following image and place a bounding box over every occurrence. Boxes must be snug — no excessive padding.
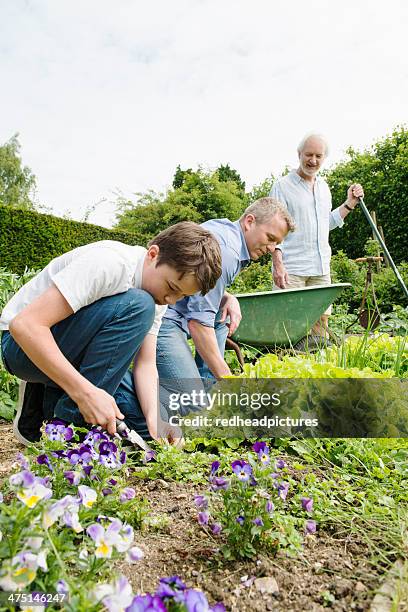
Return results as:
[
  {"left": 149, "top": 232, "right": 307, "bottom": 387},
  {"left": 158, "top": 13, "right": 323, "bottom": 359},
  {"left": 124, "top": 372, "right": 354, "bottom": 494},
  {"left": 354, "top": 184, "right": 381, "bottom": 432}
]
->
[{"left": 270, "top": 170, "right": 344, "bottom": 276}]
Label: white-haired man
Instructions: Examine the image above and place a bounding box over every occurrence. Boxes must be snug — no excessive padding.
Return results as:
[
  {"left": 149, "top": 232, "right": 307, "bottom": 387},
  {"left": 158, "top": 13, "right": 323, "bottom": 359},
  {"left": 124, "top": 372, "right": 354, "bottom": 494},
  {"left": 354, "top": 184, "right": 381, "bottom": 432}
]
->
[{"left": 270, "top": 133, "right": 364, "bottom": 342}]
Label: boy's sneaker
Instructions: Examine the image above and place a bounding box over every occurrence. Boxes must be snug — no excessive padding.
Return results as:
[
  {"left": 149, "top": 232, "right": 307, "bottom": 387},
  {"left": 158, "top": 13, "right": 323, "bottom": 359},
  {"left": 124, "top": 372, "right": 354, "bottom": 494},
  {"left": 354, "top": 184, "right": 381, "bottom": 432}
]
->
[{"left": 13, "top": 381, "right": 45, "bottom": 445}]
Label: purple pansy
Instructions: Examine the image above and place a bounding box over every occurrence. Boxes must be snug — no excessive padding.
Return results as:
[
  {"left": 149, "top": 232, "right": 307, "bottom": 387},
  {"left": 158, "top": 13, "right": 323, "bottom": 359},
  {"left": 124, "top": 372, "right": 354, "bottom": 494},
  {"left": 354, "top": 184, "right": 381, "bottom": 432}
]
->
[
  {"left": 301, "top": 497, "right": 313, "bottom": 513},
  {"left": 184, "top": 589, "right": 210, "bottom": 612},
  {"left": 253, "top": 441, "right": 270, "bottom": 465},
  {"left": 211, "top": 523, "right": 222, "bottom": 535},
  {"left": 156, "top": 575, "right": 186, "bottom": 599},
  {"left": 84, "top": 428, "right": 108, "bottom": 447},
  {"left": 120, "top": 488, "right": 136, "bottom": 503},
  {"left": 9, "top": 470, "right": 35, "bottom": 488},
  {"left": 277, "top": 481, "right": 290, "bottom": 500},
  {"left": 253, "top": 517, "right": 264, "bottom": 527},
  {"left": 142, "top": 449, "right": 156, "bottom": 464},
  {"left": 231, "top": 460, "right": 252, "bottom": 482},
  {"left": 266, "top": 499, "right": 274, "bottom": 513},
  {"left": 236, "top": 515, "right": 245, "bottom": 525},
  {"left": 210, "top": 476, "right": 229, "bottom": 491},
  {"left": 210, "top": 461, "right": 220, "bottom": 476},
  {"left": 44, "top": 419, "right": 73, "bottom": 442},
  {"left": 67, "top": 445, "right": 93, "bottom": 467},
  {"left": 16, "top": 452, "right": 30, "bottom": 469},
  {"left": 275, "top": 458, "right": 286, "bottom": 470},
  {"left": 198, "top": 511, "right": 210, "bottom": 526},
  {"left": 63, "top": 470, "right": 82, "bottom": 486},
  {"left": 194, "top": 495, "right": 208, "bottom": 510},
  {"left": 127, "top": 594, "right": 166, "bottom": 612},
  {"left": 36, "top": 454, "right": 53, "bottom": 470},
  {"left": 305, "top": 519, "right": 317, "bottom": 534},
  {"left": 99, "top": 440, "right": 118, "bottom": 455}
]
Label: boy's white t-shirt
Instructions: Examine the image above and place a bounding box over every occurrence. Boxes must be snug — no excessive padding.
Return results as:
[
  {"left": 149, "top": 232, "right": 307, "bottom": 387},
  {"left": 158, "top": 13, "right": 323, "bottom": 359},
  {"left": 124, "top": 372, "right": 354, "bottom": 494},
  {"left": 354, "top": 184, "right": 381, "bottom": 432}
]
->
[{"left": 0, "top": 240, "right": 167, "bottom": 335}]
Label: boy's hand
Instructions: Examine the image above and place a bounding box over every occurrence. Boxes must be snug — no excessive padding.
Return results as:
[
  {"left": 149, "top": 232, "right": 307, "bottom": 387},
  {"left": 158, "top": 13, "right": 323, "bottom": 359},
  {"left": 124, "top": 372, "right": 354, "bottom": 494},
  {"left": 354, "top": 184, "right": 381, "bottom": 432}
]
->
[
  {"left": 149, "top": 418, "right": 184, "bottom": 448},
  {"left": 76, "top": 387, "right": 124, "bottom": 435}
]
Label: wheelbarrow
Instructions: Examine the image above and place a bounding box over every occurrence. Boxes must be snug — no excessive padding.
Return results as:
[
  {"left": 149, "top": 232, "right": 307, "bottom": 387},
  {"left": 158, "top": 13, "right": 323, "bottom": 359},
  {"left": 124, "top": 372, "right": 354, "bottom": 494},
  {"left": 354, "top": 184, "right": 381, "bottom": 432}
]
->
[{"left": 227, "top": 283, "right": 351, "bottom": 366}]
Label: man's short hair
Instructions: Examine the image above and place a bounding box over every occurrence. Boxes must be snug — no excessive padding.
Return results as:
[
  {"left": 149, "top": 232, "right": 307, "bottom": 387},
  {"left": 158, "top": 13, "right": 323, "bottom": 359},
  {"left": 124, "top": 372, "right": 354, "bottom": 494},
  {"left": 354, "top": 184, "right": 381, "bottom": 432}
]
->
[
  {"left": 297, "top": 132, "right": 329, "bottom": 156},
  {"left": 240, "top": 197, "right": 295, "bottom": 232},
  {"left": 148, "top": 222, "right": 222, "bottom": 295}
]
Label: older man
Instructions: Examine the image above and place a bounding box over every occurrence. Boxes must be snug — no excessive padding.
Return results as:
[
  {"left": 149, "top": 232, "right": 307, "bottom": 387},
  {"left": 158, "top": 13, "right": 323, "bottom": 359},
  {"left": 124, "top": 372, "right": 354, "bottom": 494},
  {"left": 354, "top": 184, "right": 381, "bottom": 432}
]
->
[{"left": 270, "top": 133, "right": 364, "bottom": 341}]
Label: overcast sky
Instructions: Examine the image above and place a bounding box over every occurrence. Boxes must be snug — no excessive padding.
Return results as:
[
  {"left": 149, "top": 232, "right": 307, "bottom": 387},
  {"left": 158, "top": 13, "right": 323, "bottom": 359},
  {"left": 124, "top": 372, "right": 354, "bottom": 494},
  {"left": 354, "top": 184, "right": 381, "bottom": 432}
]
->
[{"left": 1, "top": 0, "right": 407, "bottom": 227}]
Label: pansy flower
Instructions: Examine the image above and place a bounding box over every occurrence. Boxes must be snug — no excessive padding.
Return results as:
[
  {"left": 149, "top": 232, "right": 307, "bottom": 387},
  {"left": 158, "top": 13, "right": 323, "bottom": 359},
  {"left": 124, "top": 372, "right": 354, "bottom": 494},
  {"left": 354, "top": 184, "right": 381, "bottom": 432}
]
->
[
  {"left": 275, "top": 458, "right": 286, "bottom": 470},
  {"left": 142, "top": 449, "right": 156, "bottom": 464},
  {"left": 91, "top": 575, "right": 134, "bottom": 612},
  {"left": 276, "top": 481, "right": 290, "bottom": 500},
  {"left": 198, "top": 511, "right": 209, "bottom": 526},
  {"left": 78, "top": 485, "right": 97, "bottom": 508},
  {"left": 301, "top": 497, "right": 313, "bottom": 513},
  {"left": 64, "top": 470, "right": 82, "bottom": 486},
  {"left": 44, "top": 419, "right": 73, "bottom": 442},
  {"left": 127, "top": 594, "right": 166, "bottom": 612},
  {"left": 305, "top": 519, "right": 317, "bottom": 534},
  {"left": 36, "top": 454, "right": 53, "bottom": 471},
  {"left": 210, "top": 461, "right": 220, "bottom": 476},
  {"left": 67, "top": 445, "right": 93, "bottom": 467},
  {"left": 210, "top": 476, "right": 229, "bottom": 491},
  {"left": 194, "top": 495, "right": 208, "bottom": 510},
  {"left": 231, "top": 460, "right": 252, "bottom": 482},
  {"left": 120, "top": 488, "right": 136, "bottom": 503},
  {"left": 252, "top": 441, "right": 270, "bottom": 465}
]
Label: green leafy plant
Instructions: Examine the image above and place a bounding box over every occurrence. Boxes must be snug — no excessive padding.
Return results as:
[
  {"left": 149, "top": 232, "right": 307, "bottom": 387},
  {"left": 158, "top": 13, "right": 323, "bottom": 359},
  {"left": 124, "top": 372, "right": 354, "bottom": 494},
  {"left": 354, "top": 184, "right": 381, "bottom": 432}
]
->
[{"left": 195, "top": 445, "right": 310, "bottom": 559}]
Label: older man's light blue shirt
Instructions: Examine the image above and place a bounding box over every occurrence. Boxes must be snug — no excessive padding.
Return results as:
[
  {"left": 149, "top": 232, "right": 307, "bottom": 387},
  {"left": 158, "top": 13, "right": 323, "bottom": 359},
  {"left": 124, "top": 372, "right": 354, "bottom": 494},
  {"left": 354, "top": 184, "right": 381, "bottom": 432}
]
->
[
  {"left": 164, "top": 219, "right": 250, "bottom": 333},
  {"left": 270, "top": 170, "right": 344, "bottom": 276}
]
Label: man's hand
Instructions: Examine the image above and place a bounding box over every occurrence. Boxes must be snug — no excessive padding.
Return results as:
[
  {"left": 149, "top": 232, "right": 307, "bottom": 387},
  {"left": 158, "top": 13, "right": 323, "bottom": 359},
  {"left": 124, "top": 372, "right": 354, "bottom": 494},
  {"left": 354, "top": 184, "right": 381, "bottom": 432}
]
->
[
  {"left": 76, "top": 386, "right": 124, "bottom": 435},
  {"left": 219, "top": 293, "right": 242, "bottom": 336},
  {"left": 272, "top": 250, "right": 288, "bottom": 288},
  {"left": 346, "top": 183, "right": 364, "bottom": 208},
  {"left": 148, "top": 418, "right": 184, "bottom": 448}
]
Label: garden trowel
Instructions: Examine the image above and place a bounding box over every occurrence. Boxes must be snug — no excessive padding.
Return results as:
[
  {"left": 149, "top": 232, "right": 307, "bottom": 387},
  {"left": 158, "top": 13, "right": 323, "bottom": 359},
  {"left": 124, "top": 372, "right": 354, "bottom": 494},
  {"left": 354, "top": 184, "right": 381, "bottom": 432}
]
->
[{"left": 115, "top": 418, "right": 152, "bottom": 452}]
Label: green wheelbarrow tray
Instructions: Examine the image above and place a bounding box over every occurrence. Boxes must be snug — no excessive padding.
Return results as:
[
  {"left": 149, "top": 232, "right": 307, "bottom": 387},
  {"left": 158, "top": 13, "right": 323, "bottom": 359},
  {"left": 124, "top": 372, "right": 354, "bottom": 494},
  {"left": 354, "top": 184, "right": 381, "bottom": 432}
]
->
[{"left": 231, "top": 283, "right": 351, "bottom": 347}]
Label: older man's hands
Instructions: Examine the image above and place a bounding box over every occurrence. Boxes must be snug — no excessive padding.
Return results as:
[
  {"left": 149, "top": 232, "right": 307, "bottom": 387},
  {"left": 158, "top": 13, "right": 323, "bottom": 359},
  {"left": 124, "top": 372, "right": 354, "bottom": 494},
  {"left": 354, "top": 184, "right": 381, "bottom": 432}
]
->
[{"left": 346, "top": 183, "right": 364, "bottom": 208}]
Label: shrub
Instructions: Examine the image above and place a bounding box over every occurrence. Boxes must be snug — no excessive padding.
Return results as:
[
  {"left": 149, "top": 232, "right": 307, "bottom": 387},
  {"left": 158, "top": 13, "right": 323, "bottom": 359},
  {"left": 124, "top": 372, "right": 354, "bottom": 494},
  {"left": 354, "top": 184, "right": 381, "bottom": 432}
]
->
[{"left": 0, "top": 205, "right": 138, "bottom": 274}]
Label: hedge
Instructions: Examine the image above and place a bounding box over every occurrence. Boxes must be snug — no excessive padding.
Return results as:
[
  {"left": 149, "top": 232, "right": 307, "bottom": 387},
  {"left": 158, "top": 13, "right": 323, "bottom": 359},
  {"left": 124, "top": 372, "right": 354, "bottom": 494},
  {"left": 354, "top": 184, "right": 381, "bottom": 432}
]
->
[
  {"left": 0, "top": 206, "right": 139, "bottom": 273},
  {"left": 325, "top": 127, "right": 408, "bottom": 263}
]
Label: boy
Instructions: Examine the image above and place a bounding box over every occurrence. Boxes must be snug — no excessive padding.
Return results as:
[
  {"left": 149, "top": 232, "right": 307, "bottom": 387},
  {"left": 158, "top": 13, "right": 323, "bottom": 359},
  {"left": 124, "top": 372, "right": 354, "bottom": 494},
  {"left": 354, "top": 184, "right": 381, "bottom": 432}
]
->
[{"left": 0, "top": 221, "right": 221, "bottom": 444}]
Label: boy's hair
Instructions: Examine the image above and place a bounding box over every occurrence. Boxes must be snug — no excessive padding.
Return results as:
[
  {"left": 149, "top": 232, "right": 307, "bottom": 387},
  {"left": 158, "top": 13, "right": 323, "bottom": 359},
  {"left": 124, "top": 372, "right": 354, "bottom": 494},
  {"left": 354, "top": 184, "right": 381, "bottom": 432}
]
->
[
  {"left": 148, "top": 222, "right": 222, "bottom": 295},
  {"left": 240, "top": 197, "right": 295, "bottom": 232}
]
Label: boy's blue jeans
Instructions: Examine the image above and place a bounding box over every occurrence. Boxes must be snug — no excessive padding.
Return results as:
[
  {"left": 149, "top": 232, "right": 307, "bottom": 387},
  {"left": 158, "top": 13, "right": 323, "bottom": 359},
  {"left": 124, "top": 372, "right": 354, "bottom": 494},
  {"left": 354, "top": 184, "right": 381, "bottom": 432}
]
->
[
  {"left": 1, "top": 289, "right": 155, "bottom": 426},
  {"left": 114, "top": 316, "right": 229, "bottom": 438}
]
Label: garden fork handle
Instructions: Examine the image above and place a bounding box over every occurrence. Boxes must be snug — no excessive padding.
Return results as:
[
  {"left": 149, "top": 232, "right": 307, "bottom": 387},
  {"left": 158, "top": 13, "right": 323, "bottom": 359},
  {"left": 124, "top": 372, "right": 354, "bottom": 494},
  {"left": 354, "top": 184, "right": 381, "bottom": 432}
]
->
[{"left": 358, "top": 197, "right": 408, "bottom": 300}]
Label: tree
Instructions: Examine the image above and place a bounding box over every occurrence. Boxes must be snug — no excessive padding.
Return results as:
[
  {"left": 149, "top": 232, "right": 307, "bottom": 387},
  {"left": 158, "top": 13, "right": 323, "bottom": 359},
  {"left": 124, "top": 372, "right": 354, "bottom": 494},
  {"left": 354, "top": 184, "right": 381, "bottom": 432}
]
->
[
  {"left": 115, "top": 167, "right": 247, "bottom": 241},
  {"left": 216, "top": 164, "right": 246, "bottom": 194},
  {"left": 246, "top": 175, "right": 275, "bottom": 203},
  {"left": 325, "top": 126, "right": 408, "bottom": 263},
  {"left": 0, "top": 134, "right": 36, "bottom": 209}
]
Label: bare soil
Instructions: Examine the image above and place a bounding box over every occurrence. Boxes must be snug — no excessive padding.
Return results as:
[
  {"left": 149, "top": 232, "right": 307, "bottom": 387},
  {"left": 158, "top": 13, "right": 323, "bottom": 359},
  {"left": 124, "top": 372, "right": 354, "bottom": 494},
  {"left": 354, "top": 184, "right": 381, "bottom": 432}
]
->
[{"left": 0, "top": 422, "right": 386, "bottom": 611}]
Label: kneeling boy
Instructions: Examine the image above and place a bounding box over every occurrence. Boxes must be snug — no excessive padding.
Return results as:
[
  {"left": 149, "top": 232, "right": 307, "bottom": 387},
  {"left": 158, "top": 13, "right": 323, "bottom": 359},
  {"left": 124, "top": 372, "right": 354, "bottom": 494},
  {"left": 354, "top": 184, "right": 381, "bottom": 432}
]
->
[{"left": 0, "top": 222, "right": 221, "bottom": 445}]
